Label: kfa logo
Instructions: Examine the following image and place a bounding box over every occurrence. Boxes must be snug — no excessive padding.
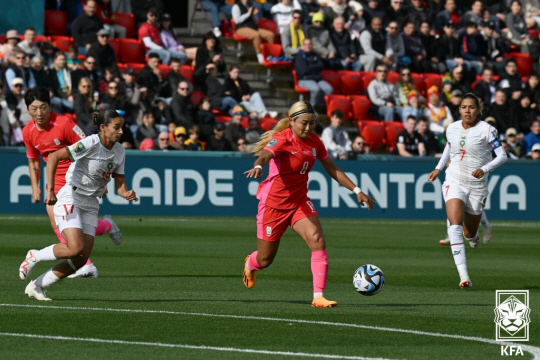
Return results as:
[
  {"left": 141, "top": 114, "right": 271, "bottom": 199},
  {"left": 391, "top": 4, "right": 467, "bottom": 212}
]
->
[{"left": 495, "top": 290, "right": 530, "bottom": 356}]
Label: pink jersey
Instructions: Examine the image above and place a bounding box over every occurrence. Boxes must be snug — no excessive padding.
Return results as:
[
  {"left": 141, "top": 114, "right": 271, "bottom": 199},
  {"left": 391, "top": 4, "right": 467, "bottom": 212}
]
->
[
  {"left": 257, "top": 128, "right": 328, "bottom": 209},
  {"left": 23, "top": 113, "right": 86, "bottom": 194}
]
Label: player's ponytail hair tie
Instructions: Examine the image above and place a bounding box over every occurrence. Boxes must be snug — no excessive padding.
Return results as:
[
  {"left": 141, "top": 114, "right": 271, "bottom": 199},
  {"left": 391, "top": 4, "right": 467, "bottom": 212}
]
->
[{"left": 91, "top": 109, "right": 124, "bottom": 127}]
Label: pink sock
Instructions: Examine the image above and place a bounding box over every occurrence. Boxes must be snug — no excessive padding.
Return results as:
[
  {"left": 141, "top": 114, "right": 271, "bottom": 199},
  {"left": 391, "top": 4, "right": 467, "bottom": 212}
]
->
[
  {"left": 311, "top": 250, "right": 328, "bottom": 294},
  {"left": 247, "top": 251, "right": 263, "bottom": 271},
  {"left": 53, "top": 228, "right": 94, "bottom": 266},
  {"left": 95, "top": 219, "right": 112, "bottom": 236}
]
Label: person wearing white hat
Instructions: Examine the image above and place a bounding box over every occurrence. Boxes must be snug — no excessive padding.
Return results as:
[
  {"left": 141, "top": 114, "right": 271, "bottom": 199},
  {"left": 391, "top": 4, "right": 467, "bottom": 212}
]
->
[
  {"left": 530, "top": 143, "right": 540, "bottom": 160},
  {"left": 0, "top": 29, "right": 20, "bottom": 65},
  {"left": 6, "top": 77, "right": 32, "bottom": 126}
]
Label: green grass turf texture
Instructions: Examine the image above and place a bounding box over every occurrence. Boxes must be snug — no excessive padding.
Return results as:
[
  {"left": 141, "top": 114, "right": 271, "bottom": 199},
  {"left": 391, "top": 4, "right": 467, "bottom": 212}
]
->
[{"left": 0, "top": 215, "right": 538, "bottom": 360}]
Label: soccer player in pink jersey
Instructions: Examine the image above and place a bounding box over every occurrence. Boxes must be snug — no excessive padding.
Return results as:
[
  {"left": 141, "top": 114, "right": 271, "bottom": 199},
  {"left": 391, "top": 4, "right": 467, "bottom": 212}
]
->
[
  {"left": 21, "top": 87, "right": 122, "bottom": 278},
  {"left": 243, "top": 101, "right": 376, "bottom": 307}
]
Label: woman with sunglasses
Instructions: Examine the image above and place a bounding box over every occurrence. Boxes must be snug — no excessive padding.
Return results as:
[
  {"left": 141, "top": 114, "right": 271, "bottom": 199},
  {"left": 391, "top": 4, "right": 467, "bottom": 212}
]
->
[{"left": 395, "top": 67, "right": 424, "bottom": 107}]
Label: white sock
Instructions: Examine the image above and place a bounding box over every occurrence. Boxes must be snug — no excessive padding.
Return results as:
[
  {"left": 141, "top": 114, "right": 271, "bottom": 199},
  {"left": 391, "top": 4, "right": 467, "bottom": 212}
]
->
[
  {"left": 448, "top": 225, "right": 468, "bottom": 276},
  {"left": 314, "top": 292, "right": 323, "bottom": 299},
  {"left": 34, "top": 268, "right": 60, "bottom": 288},
  {"left": 35, "top": 245, "right": 57, "bottom": 262},
  {"left": 480, "top": 212, "right": 490, "bottom": 228}
]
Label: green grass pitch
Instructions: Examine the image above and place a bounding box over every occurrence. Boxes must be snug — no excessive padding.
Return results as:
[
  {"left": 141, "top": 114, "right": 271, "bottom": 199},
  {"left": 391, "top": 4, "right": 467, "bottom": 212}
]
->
[{"left": 0, "top": 215, "right": 538, "bottom": 360}]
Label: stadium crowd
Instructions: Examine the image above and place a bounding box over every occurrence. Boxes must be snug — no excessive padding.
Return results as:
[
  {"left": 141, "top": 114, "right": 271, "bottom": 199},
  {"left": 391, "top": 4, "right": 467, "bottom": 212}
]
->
[{"left": 0, "top": 0, "right": 539, "bottom": 160}]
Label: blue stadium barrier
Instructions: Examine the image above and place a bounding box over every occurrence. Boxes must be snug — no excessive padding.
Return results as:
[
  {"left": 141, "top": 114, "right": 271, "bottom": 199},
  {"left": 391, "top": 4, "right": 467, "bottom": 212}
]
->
[{"left": 2, "top": 148, "right": 539, "bottom": 220}]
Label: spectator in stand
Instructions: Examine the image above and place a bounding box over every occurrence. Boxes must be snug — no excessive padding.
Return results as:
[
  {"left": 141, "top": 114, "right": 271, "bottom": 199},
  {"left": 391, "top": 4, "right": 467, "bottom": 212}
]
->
[
  {"left": 419, "top": 21, "right": 446, "bottom": 74},
  {"left": 323, "top": 0, "right": 354, "bottom": 30},
  {"left": 458, "top": 22, "right": 486, "bottom": 76},
  {"left": 225, "top": 105, "right": 246, "bottom": 150},
  {"left": 301, "top": 0, "right": 322, "bottom": 26},
  {"left": 170, "top": 126, "right": 186, "bottom": 150},
  {"left": 506, "top": 0, "right": 530, "bottom": 54},
  {"left": 232, "top": 0, "right": 275, "bottom": 64},
  {"left": 136, "top": 110, "right": 159, "bottom": 143},
  {"left": 435, "top": 0, "right": 461, "bottom": 33},
  {"left": 474, "top": 67, "right": 497, "bottom": 112},
  {"left": 160, "top": 13, "right": 196, "bottom": 63},
  {"left": 347, "top": 1, "right": 366, "bottom": 40},
  {"left": 164, "top": 58, "right": 191, "bottom": 99},
  {"left": 499, "top": 59, "right": 525, "bottom": 101},
  {"left": 530, "top": 31, "right": 540, "bottom": 75},
  {"left": 402, "top": 90, "right": 424, "bottom": 121},
  {"left": 423, "top": 86, "right": 453, "bottom": 133},
  {"left": 184, "top": 125, "right": 204, "bottom": 150},
  {"left": 330, "top": 17, "right": 361, "bottom": 71},
  {"left": 367, "top": 64, "right": 401, "bottom": 121},
  {"left": 529, "top": 143, "right": 540, "bottom": 159},
  {"left": 99, "top": 80, "right": 124, "bottom": 111},
  {"left": 307, "top": 13, "right": 338, "bottom": 68},
  {"left": 156, "top": 131, "right": 176, "bottom": 151},
  {"left": 96, "top": 0, "right": 127, "bottom": 38},
  {"left": 386, "top": 0, "right": 409, "bottom": 31},
  {"left": 0, "top": 79, "right": 17, "bottom": 145},
  {"left": 130, "top": 0, "right": 164, "bottom": 27},
  {"left": 224, "top": 65, "right": 273, "bottom": 118},
  {"left": 152, "top": 98, "right": 174, "bottom": 125},
  {"left": 17, "top": 27, "right": 40, "bottom": 59},
  {"left": 119, "top": 120, "right": 136, "bottom": 149},
  {"left": 271, "top": 0, "right": 302, "bottom": 35},
  {"left": 401, "top": 21, "right": 429, "bottom": 73},
  {"left": 487, "top": 89, "right": 514, "bottom": 134},
  {"left": 386, "top": 21, "right": 405, "bottom": 68},
  {"left": 6, "top": 78, "right": 32, "bottom": 127},
  {"left": 204, "top": 63, "right": 238, "bottom": 115},
  {"left": 461, "top": 0, "right": 483, "bottom": 28},
  {"left": 348, "top": 135, "right": 366, "bottom": 159},
  {"left": 71, "top": 0, "right": 103, "bottom": 56},
  {"left": 120, "top": 68, "right": 145, "bottom": 125},
  {"left": 0, "top": 30, "right": 20, "bottom": 65},
  {"left": 5, "top": 48, "right": 36, "bottom": 95},
  {"left": 87, "top": 28, "right": 120, "bottom": 78},
  {"left": 97, "top": 67, "right": 114, "bottom": 94},
  {"left": 505, "top": 127, "right": 524, "bottom": 158},
  {"left": 48, "top": 52, "right": 74, "bottom": 114},
  {"left": 282, "top": 10, "right": 304, "bottom": 59},
  {"left": 136, "top": 53, "right": 164, "bottom": 101},
  {"left": 526, "top": 74, "right": 540, "bottom": 101},
  {"left": 201, "top": 0, "right": 233, "bottom": 38},
  {"left": 514, "top": 93, "right": 536, "bottom": 134},
  {"left": 138, "top": 7, "right": 187, "bottom": 65},
  {"left": 447, "top": 89, "right": 463, "bottom": 121},
  {"left": 448, "top": 65, "right": 473, "bottom": 95},
  {"left": 363, "top": 0, "right": 387, "bottom": 26},
  {"left": 524, "top": 120, "right": 540, "bottom": 154},
  {"left": 39, "top": 41, "right": 58, "bottom": 70},
  {"left": 439, "top": 20, "right": 470, "bottom": 74},
  {"left": 359, "top": 17, "right": 394, "bottom": 72},
  {"left": 236, "top": 138, "right": 248, "bottom": 152},
  {"left": 206, "top": 122, "right": 232, "bottom": 151},
  {"left": 395, "top": 67, "right": 424, "bottom": 107},
  {"left": 481, "top": 21, "right": 507, "bottom": 75},
  {"left": 394, "top": 115, "right": 426, "bottom": 156},
  {"left": 416, "top": 116, "right": 440, "bottom": 157},
  {"left": 194, "top": 31, "right": 227, "bottom": 80},
  {"left": 406, "top": 0, "right": 429, "bottom": 30},
  {"left": 197, "top": 96, "right": 216, "bottom": 140},
  {"left": 72, "top": 56, "right": 99, "bottom": 93},
  {"left": 321, "top": 109, "right": 352, "bottom": 160},
  {"left": 294, "top": 38, "right": 333, "bottom": 107},
  {"left": 170, "top": 80, "right": 197, "bottom": 129},
  {"left": 66, "top": 45, "right": 83, "bottom": 71},
  {"left": 139, "top": 138, "right": 155, "bottom": 150},
  {"left": 244, "top": 112, "right": 265, "bottom": 150},
  {"left": 30, "top": 56, "right": 53, "bottom": 92},
  {"left": 74, "top": 77, "right": 96, "bottom": 133}
]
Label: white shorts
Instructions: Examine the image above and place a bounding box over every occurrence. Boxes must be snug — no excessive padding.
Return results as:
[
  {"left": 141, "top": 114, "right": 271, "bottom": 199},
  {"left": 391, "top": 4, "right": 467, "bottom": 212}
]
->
[
  {"left": 54, "top": 185, "right": 99, "bottom": 237},
  {"left": 442, "top": 180, "right": 488, "bottom": 216}
]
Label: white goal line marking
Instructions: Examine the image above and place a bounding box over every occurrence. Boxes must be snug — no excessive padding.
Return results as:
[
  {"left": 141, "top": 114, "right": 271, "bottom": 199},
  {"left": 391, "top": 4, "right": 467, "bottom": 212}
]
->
[
  {"left": 1, "top": 303, "right": 539, "bottom": 360},
  {"left": 0, "top": 332, "right": 398, "bottom": 360}
]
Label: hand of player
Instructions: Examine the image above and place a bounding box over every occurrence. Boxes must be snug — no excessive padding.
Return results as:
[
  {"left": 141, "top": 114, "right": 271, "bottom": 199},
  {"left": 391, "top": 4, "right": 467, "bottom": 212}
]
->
[
  {"left": 32, "top": 187, "right": 41, "bottom": 203},
  {"left": 101, "top": 187, "right": 108, "bottom": 198},
  {"left": 123, "top": 190, "right": 138, "bottom": 202},
  {"left": 46, "top": 190, "right": 57, "bottom": 206},
  {"left": 244, "top": 167, "right": 263, "bottom": 178},
  {"left": 471, "top": 169, "right": 485, "bottom": 179},
  {"left": 428, "top": 169, "right": 440, "bottom": 182},
  {"left": 357, "top": 192, "right": 376, "bottom": 210}
]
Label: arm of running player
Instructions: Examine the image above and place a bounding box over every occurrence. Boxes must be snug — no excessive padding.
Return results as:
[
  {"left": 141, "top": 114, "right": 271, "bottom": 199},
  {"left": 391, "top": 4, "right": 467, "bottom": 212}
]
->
[
  {"left": 244, "top": 149, "right": 273, "bottom": 178},
  {"left": 320, "top": 156, "right": 376, "bottom": 210},
  {"left": 45, "top": 148, "right": 71, "bottom": 205},
  {"left": 428, "top": 142, "right": 451, "bottom": 182},
  {"left": 28, "top": 157, "right": 42, "bottom": 203},
  {"left": 473, "top": 147, "right": 507, "bottom": 179},
  {"left": 114, "top": 176, "right": 138, "bottom": 201}
]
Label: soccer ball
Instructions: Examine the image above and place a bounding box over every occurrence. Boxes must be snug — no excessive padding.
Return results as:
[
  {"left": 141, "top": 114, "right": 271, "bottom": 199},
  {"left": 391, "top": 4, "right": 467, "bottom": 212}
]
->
[{"left": 353, "top": 264, "right": 385, "bottom": 296}]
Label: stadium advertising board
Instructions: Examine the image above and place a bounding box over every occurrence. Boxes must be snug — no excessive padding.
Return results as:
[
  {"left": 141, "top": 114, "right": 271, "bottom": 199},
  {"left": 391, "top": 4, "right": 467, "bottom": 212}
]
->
[{"left": 3, "top": 150, "right": 538, "bottom": 220}]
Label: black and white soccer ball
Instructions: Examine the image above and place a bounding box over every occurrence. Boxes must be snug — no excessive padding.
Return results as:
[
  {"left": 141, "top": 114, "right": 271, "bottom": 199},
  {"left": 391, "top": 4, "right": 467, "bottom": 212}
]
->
[{"left": 353, "top": 264, "right": 385, "bottom": 296}]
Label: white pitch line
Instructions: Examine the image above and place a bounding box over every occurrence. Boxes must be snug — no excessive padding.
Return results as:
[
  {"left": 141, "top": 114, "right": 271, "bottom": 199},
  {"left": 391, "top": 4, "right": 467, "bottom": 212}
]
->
[
  {"left": 2, "top": 304, "right": 539, "bottom": 359},
  {"left": 0, "top": 332, "right": 399, "bottom": 360}
]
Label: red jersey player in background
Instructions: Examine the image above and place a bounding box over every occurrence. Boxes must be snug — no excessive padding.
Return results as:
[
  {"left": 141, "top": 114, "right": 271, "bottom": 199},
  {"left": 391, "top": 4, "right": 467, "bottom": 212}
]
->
[
  {"left": 22, "top": 87, "right": 122, "bottom": 278},
  {"left": 243, "top": 101, "right": 376, "bottom": 307}
]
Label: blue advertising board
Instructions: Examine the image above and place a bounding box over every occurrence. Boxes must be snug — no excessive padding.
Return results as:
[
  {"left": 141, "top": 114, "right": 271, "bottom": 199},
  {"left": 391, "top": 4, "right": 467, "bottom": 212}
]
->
[{"left": 2, "top": 149, "right": 538, "bottom": 220}]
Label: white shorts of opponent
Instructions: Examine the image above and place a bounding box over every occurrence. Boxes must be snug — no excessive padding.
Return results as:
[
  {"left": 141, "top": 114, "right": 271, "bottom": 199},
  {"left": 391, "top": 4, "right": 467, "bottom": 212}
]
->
[
  {"left": 442, "top": 180, "right": 488, "bottom": 216},
  {"left": 53, "top": 185, "right": 99, "bottom": 237}
]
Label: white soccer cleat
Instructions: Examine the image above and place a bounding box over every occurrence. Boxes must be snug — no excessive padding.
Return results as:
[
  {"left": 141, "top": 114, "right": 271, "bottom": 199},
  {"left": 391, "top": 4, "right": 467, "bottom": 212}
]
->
[
  {"left": 103, "top": 215, "right": 122, "bottom": 245},
  {"left": 459, "top": 274, "right": 472, "bottom": 289},
  {"left": 19, "top": 250, "right": 39, "bottom": 281},
  {"left": 439, "top": 236, "right": 450, "bottom": 246},
  {"left": 468, "top": 235, "right": 480, "bottom": 248},
  {"left": 67, "top": 264, "right": 99, "bottom": 278},
  {"left": 25, "top": 281, "right": 52, "bottom": 301},
  {"left": 483, "top": 225, "right": 492, "bottom": 244}
]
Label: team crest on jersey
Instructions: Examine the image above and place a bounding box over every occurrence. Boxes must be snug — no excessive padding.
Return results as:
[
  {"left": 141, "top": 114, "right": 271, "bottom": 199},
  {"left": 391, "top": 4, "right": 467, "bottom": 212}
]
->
[
  {"left": 312, "top": 148, "right": 316, "bottom": 157},
  {"left": 460, "top": 139, "right": 465, "bottom": 148},
  {"left": 73, "top": 125, "right": 86, "bottom": 139},
  {"left": 107, "top": 162, "right": 113, "bottom": 171},
  {"left": 54, "top": 138, "right": 61, "bottom": 146},
  {"left": 268, "top": 139, "right": 277, "bottom": 148},
  {"left": 72, "top": 142, "right": 86, "bottom": 154}
]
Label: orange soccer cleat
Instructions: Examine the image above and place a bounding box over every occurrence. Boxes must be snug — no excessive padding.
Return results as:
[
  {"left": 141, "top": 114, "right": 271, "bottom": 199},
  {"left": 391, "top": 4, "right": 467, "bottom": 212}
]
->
[
  {"left": 242, "top": 255, "right": 256, "bottom": 289},
  {"left": 311, "top": 296, "right": 337, "bottom": 308}
]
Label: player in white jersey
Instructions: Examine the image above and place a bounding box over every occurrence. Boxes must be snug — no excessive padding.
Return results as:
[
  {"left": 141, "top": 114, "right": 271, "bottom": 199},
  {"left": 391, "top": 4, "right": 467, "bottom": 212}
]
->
[
  {"left": 428, "top": 94, "right": 507, "bottom": 289},
  {"left": 19, "top": 110, "right": 138, "bottom": 300}
]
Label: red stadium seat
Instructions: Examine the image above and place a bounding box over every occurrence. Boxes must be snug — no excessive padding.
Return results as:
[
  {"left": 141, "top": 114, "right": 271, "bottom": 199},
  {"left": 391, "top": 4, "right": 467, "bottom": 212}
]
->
[
  {"left": 180, "top": 65, "right": 195, "bottom": 84},
  {"left": 118, "top": 39, "right": 144, "bottom": 63},
  {"left": 117, "top": 62, "right": 127, "bottom": 73},
  {"left": 191, "top": 90, "right": 204, "bottom": 105},
  {"left": 360, "top": 121, "right": 385, "bottom": 151},
  {"left": 108, "top": 38, "right": 121, "bottom": 62},
  {"left": 326, "top": 97, "right": 351, "bottom": 119},
  {"left": 340, "top": 71, "right": 363, "bottom": 95},
  {"left": 231, "top": 19, "right": 251, "bottom": 56},
  {"left": 113, "top": 13, "right": 136, "bottom": 38},
  {"left": 51, "top": 36, "right": 74, "bottom": 52},
  {"left": 261, "top": 43, "right": 294, "bottom": 69},
  {"left": 292, "top": 70, "right": 310, "bottom": 101},
  {"left": 411, "top": 73, "right": 426, "bottom": 96},
  {"left": 387, "top": 72, "right": 400, "bottom": 84},
  {"left": 321, "top": 69, "right": 341, "bottom": 94},
  {"left": 260, "top": 117, "right": 279, "bottom": 131},
  {"left": 506, "top": 52, "right": 533, "bottom": 77},
  {"left": 361, "top": 71, "right": 376, "bottom": 92},
  {"left": 350, "top": 95, "right": 372, "bottom": 121},
  {"left": 34, "top": 35, "right": 49, "bottom": 43},
  {"left": 158, "top": 64, "right": 171, "bottom": 77},
  {"left": 257, "top": 18, "right": 280, "bottom": 42},
  {"left": 126, "top": 62, "right": 145, "bottom": 75},
  {"left": 0, "top": 35, "right": 5, "bottom": 44},
  {"left": 424, "top": 73, "right": 443, "bottom": 91},
  {"left": 45, "top": 10, "right": 68, "bottom": 36},
  {"left": 215, "top": 115, "right": 232, "bottom": 123},
  {"left": 384, "top": 121, "right": 405, "bottom": 152}
]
